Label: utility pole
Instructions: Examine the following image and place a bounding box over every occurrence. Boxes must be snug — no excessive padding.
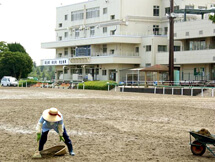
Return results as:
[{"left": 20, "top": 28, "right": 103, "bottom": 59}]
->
[{"left": 169, "top": 0, "right": 174, "bottom": 84}]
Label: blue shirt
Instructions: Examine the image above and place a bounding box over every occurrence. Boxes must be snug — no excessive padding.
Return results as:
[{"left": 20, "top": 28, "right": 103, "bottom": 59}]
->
[{"left": 38, "top": 116, "right": 64, "bottom": 133}]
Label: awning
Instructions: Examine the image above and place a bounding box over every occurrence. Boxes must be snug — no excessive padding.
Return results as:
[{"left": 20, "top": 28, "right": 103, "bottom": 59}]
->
[
  {"left": 140, "top": 64, "right": 169, "bottom": 72},
  {"left": 174, "top": 8, "right": 215, "bottom": 21}
]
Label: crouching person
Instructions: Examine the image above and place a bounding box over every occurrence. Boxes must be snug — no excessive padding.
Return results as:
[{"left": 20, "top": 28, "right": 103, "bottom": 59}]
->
[{"left": 36, "top": 108, "right": 75, "bottom": 156}]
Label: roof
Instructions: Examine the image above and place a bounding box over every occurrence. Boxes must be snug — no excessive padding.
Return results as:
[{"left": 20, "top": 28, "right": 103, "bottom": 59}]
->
[
  {"left": 140, "top": 64, "right": 169, "bottom": 72},
  {"left": 174, "top": 8, "right": 215, "bottom": 15}
]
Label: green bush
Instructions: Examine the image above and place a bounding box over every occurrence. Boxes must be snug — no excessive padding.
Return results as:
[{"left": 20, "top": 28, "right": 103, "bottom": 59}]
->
[
  {"left": 78, "top": 80, "right": 117, "bottom": 90},
  {"left": 18, "top": 79, "right": 38, "bottom": 87}
]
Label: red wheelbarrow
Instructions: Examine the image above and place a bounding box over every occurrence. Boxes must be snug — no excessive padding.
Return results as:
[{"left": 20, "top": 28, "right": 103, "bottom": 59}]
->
[{"left": 189, "top": 131, "right": 215, "bottom": 157}]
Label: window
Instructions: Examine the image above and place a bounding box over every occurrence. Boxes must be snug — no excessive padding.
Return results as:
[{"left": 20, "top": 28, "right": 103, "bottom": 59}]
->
[
  {"left": 64, "top": 68, "right": 68, "bottom": 74},
  {"left": 86, "top": 7, "right": 100, "bottom": 19},
  {"left": 75, "top": 45, "right": 91, "bottom": 56},
  {"left": 153, "top": 6, "right": 159, "bottom": 16},
  {"left": 199, "top": 30, "right": 203, "bottom": 35},
  {"left": 103, "top": 8, "right": 107, "bottom": 14},
  {"left": 185, "top": 5, "right": 194, "bottom": 9},
  {"left": 90, "top": 26, "right": 95, "bottom": 36},
  {"left": 102, "top": 70, "right": 107, "bottom": 75},
  {"left": 110, "top": 30, "right": 115, "bottom": 35},
  {"left": 103, "top": 27, "right": 107, "bottom": 33},
  {"left": 65, "top": 15, "right": 68, "bottom": 20},
  {"left": 145, "top": 63, "right": 151, "bottom": 67},
  {"left": 189, "top": 40, "right": 206, "bottom": 50},
  {"left": 135, "top": 47, "right": 139, "bottom": 53},
  {"left": 110, "top": 49, "right": 114, "bottom": 54},
  {"left": 71, "top": 10, "right": 84, "bottom": 21},
  {"left": 164, "top": 27, "right": 168, "bottom": 35},
  {"left": 103, "top": 44, "right": 107, "bottom": 53},
  {"left": 64, "top": 48, "right": 68, "bottom": 56},
  {"left": 75, "top": 29, "right": 80, "bottom": 38},
  {"left": 165, "top": 6, "right": 179, "bottom": 14},
  {"left": 158, "top": 45, "right": 167, "bottom": 52},
  {"left": 59, "top": 23, "right": 62, "bottom": 28},
  {"left": 59, "top": 36, "right": 62, "bottom": 41},
  {"left": 174, "top": 46, "right": 180, "bottom": 51},
  {"left": 71, "top": 69, "right": 82, "bottom": 74},
  {"left": 110, "top": 15, "right": 115, "bottom": 20},
  {"left": 153, "top": 25, "right": 160, "bottom": 35},
  {"left": 71, "top": 47, "right": 75, "bottom": 57},
  {"left": 146, "top": 45, "right": 151, "bottom": 52},
  {"left": 58, "top": 53, "right": 62, "bottom": 57},
  {"left": 198, "top": 6, "right": 207, "bottom": 10},
  {"left": 64, "top": 32, "right": 68, "bottom": 38}
]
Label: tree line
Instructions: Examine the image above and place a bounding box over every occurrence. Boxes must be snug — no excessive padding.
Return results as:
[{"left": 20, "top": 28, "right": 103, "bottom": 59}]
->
[{"left": 29, "top": 63, "right": 55, "bottom": 81}]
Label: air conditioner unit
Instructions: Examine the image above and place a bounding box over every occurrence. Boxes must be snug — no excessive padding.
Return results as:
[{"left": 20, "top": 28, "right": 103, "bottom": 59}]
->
[{"left": 79, "top": 26, "right": 83, "bottom": 30}]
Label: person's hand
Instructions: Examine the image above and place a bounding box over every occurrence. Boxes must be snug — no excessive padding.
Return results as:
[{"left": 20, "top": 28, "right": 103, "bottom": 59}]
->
[
  {"left": 37, "top": 133, "right": 41, "bottom": 141},
  {"left": 59, "top": 136, "right": 65, "bottom": 142}
]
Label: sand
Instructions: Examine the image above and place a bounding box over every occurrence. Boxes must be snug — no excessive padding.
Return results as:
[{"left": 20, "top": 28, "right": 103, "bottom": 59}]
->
[{"left": 0, "top": 87, "right": 214, "bottom": 162}]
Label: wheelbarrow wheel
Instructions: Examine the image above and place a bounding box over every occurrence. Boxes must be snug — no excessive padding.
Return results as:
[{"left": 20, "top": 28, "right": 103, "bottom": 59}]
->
[{"left": 191, "top": 140, "right": 206, "bottom": 156}]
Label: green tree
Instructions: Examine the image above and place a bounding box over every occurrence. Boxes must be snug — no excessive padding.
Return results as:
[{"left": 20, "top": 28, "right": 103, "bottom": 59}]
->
[
  {"left": 0, "top": 42, "right": 33, "bottom": 79},
  {"left": 209, "top": 15, "right": 215, "bottom": 23},
  {"left": 0, "top": 41, "right": 9, "bottom": 53},
  {"left": 7, "top": 42, "right": 26, "bottom": 53}
]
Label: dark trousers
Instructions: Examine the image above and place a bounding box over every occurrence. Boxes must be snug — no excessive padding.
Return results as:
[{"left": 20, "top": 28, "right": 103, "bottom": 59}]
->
[{"left": 39, "top": 127, "right": 73, "bottom": 152}]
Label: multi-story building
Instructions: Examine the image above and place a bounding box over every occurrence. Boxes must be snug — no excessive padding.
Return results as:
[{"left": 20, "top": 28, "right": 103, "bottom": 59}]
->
[{"left": 41, "top": 0, "right": 215, "bottom": 83}]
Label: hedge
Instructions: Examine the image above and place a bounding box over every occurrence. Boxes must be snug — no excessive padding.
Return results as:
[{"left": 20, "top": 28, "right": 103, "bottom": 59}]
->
[{"left": 78, "top": 80, "right": 117, "bottom": 90}]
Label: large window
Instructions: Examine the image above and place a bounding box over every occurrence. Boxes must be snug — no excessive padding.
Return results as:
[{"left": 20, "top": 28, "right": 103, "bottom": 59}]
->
[
  {"left": 75, "top": 46, "right": 91, "bottom": 57},
  {"left": 153, "top": 6, "right": 159, "bottom": 16},
  {"left": 71, "top": 10, "right": 84, "bottom": 21},
  {"left": 189, "top": 40, "right": 206, "bottom": 50},
  {"left": 86, "top": 7, "right": 100, "bottom": 19}
]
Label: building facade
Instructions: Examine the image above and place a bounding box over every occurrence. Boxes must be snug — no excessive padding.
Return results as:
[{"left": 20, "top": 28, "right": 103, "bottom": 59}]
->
[{"left": 41, "top": 0, "right": 215, "bottom": 83}]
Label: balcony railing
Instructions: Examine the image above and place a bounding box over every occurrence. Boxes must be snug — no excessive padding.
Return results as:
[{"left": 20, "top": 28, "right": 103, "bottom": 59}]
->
[{"left": 91, "top": 52, "right": 139, "bottom": 57}]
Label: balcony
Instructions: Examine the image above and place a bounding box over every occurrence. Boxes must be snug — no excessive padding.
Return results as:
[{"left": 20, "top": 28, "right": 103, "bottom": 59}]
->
[
  {"left": 174, "top": 19, "right": 215, "bottom": 40},
  {"left": 41, "top": 35, "right": 142, "bottom": 49},
  {"left": 41, "top": 52, "right": 141, "bottom": 66},
  {"left": 156, "top": 49, "right": 215, "bottom": 65},
  {"left": 69, "top": 52, "right": 141, "bottom": 65}
]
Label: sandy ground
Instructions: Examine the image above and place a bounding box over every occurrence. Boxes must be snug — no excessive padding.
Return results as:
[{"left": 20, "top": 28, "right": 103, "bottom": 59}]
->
[{"left": 0, "top": 87, "right": 215, "bottom": 162}]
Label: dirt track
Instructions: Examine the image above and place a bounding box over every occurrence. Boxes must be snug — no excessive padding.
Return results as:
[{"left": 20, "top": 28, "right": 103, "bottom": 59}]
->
[{"left": 0, "top": 87, "right": 214, "bottom": 162}]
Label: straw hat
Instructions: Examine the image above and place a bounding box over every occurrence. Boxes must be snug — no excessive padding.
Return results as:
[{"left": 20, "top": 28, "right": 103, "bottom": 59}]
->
[{"left": 42, "top": 108, "right": 62, "bottom": 122}]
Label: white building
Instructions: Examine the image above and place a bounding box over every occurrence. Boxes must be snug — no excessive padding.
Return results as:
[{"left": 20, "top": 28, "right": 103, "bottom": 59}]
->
[{"left": 41, "top": 0, "right": 215, "bottom": 83}]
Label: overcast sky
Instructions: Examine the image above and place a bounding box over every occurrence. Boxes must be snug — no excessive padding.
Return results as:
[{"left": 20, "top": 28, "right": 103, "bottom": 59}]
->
[{"left": 0, "top": 0, "right": 86, "bottom": 65}]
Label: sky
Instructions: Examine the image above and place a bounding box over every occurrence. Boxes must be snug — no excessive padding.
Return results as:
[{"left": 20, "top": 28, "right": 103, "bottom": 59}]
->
[{"left": 0, "top": 0, "right": 86, "bottom": 65}]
